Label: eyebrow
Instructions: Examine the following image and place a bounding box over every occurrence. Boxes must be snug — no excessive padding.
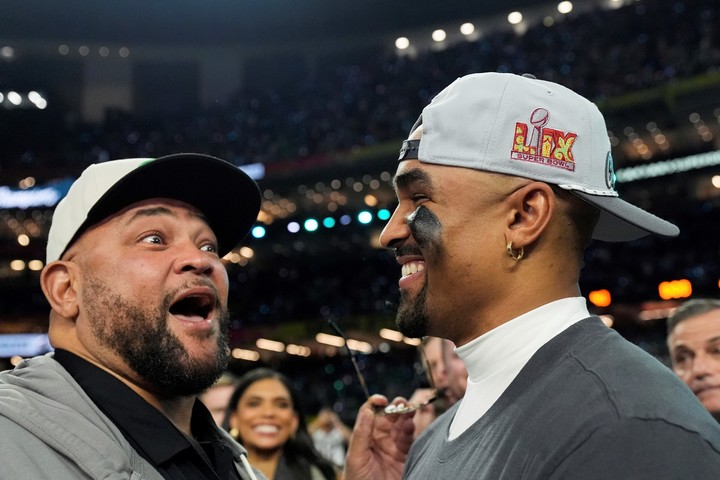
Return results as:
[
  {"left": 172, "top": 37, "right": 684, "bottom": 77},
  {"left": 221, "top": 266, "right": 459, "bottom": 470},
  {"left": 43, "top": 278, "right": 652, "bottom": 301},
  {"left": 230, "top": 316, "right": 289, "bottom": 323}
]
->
[
  {"left": 393, "top": 167, "right": 434, "bottom": 192},
  {"left": 125, "top": 206, "right": 207, "bottom": 225}
]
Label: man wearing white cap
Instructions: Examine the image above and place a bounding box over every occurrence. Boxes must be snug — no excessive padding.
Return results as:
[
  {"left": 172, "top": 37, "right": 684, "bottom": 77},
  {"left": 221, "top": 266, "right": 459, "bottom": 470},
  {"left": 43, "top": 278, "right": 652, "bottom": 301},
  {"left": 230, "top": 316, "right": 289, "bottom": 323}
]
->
[
  {"left": 0, "top": 154, "right": 265, "bottom": 479},
  {"left": 342, "top": 73, "right": 720, "bottom": 479}
]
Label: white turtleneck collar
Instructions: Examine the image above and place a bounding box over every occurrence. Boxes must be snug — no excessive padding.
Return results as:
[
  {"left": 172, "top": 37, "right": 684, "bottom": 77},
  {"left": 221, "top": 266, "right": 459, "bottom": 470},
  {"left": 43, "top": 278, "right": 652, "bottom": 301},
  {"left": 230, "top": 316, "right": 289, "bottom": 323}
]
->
[{"left": 448, "top": 297, "right": 591, "bottom": 440}]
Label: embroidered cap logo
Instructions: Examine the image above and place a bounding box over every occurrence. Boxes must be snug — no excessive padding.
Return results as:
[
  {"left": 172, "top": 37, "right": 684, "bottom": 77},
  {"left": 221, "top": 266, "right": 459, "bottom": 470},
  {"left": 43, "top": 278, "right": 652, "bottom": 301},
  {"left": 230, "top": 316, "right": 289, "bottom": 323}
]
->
[{"left": 511, "top": 108, "right": 578, "bottom": 171}]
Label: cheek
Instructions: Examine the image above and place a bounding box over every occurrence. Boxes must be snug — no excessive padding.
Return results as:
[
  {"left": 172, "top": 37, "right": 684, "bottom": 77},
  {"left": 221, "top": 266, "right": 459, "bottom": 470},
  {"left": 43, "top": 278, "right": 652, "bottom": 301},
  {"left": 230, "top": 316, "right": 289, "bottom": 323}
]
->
[
  {"left": 408, "top": 206, "right": 443, "bottom": 252},
  {"left": 215, "top": 267, "right": 230, "bottom": 296},
  {"left": 235, "top": 410, "right": 255, "bottom": 430}
]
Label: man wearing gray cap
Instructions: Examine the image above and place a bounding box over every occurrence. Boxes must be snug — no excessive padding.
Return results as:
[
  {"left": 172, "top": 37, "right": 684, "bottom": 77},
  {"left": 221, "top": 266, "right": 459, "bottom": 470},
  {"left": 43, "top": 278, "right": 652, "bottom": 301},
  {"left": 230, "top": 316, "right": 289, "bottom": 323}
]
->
[
  {"left": 0, "top": 154, "right": 265, "bottom": 479},
  {"left": 342, "top": 73, "right": 720, "bottom": 479}
]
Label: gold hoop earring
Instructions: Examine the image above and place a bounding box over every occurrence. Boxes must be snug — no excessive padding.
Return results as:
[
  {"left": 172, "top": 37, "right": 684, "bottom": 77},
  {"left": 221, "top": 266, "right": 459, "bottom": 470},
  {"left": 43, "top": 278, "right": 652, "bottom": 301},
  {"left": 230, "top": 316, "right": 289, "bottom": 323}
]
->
[
  {"left": 229, "top": 427, "right": 240, "bottom": 440},
  {"left": 506, "top": 241, "right": 524, "bottom": 261}
]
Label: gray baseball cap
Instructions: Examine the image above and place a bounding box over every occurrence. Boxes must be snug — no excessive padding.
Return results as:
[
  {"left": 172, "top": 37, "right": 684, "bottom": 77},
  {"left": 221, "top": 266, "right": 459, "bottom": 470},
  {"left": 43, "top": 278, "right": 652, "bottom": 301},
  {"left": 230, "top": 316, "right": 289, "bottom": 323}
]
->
[{"left": 398, "top": 72, "right": 679, "bottom": 242}]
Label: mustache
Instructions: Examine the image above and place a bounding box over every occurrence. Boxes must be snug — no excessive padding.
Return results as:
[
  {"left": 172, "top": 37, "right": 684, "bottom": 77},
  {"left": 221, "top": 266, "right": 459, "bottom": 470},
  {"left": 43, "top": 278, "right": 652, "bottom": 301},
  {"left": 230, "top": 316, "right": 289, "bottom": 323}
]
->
[{"left": 395, "top": 244, "right": 423, "bottom": 258}]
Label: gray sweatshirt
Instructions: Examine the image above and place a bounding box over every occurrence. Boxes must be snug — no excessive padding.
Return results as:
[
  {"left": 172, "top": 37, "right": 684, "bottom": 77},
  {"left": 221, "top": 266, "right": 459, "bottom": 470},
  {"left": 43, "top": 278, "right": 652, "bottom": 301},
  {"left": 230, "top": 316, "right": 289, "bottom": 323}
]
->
[{"left": 0, "top": 354, "right": 264, "bottom": 480}]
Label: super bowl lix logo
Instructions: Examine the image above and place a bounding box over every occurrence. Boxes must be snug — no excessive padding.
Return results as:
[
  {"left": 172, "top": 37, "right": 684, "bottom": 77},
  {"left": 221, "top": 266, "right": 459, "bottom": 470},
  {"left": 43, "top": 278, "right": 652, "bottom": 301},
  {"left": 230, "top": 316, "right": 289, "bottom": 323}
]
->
[{"left": 511, "top": 108, "right": 577, "bottom": 171}]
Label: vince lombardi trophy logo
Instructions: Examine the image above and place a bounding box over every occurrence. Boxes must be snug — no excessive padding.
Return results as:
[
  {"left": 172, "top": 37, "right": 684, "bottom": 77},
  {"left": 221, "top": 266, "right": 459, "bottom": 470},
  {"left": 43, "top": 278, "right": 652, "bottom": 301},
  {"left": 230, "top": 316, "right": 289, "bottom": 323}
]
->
[{"left": 529, "top": 108, "right": 549, "bottom": 151}]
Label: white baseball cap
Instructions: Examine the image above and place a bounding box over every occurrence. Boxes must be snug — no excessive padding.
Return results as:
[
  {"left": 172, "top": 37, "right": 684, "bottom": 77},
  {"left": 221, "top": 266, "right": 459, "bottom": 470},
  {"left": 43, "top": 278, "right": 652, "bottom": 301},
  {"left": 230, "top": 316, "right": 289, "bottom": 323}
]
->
[
  {"left": 46, "top": 153, "right": 261, "bottom": 262},
  {"left": 398, "top": 72, "right": 679, "bottom": 242}
]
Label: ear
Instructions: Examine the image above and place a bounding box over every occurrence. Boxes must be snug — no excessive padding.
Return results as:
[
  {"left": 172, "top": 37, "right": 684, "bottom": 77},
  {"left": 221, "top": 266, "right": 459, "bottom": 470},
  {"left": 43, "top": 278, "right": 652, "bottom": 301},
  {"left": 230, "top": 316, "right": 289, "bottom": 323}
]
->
[
  {"left": 40, "top": 261, "right": 80, "bottom": 320},
  {"left": 504, "top": 182, "right": 555, "bottom": 249}
]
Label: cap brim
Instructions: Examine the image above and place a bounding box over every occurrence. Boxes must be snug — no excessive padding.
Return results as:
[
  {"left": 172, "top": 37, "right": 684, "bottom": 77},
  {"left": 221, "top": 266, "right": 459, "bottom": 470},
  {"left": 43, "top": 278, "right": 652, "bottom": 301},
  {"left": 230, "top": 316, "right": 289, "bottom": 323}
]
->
[
  {"left": 82, "top": 153, "right": 260, "bottom": 255},
  {"left": 571, "top": 190, "right": 679, "bottom": 242}
]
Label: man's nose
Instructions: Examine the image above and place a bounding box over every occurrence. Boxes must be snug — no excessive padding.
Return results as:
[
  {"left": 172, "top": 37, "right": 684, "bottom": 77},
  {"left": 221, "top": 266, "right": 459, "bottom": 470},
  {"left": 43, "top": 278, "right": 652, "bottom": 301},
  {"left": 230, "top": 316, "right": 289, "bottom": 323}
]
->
[{"left": 379, "top": 207, "right": 412, "bottom": 249}]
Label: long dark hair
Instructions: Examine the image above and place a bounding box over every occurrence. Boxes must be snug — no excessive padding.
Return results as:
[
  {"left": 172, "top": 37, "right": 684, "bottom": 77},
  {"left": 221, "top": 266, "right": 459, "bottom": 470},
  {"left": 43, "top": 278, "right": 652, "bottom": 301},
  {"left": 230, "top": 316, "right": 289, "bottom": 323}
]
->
[{"left": 225, "top": 368, "right": 336, "bottom": 480}]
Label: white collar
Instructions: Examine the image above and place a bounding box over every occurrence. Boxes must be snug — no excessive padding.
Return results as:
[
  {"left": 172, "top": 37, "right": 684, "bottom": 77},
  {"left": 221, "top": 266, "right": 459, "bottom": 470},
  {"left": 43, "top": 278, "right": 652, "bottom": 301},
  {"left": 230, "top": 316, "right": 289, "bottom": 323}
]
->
[{"left": 448, "top": 297, "right": 591, "bottom": 440}]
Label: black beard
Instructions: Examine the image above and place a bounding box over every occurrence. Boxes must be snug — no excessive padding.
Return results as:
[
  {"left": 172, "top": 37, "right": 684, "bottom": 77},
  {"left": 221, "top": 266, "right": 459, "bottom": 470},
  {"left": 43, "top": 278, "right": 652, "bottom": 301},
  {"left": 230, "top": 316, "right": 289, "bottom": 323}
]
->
[
  {"left": 83, "top": 276, "right": 230, "bottom": 396},
  {"left": 396, "top": 283, "right": 428, "bottom": 339}
]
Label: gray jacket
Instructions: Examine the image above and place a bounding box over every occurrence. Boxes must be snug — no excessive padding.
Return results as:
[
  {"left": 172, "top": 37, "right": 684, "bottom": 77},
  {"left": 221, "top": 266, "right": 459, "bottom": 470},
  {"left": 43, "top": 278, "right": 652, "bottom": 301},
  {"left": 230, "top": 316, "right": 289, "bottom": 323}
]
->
[{"left": 0, "top": 354, "right": 264, "bottom": 480}]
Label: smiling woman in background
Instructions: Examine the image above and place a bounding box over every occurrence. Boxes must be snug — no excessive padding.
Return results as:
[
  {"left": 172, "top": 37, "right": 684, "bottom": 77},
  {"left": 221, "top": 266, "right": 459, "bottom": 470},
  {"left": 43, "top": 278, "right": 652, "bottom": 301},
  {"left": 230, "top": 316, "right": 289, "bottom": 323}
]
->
[{"left": 226, "top": 368, "right": 338, "bottom": 480}]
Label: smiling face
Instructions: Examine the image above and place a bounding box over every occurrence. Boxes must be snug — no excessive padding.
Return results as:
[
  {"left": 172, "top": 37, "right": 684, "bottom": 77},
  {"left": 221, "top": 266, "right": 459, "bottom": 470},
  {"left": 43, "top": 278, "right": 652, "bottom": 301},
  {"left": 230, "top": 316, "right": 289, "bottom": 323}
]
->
[
  {"left": 229, "top": 377, "right": 299, "bottom": 454},
  {"left": 58, "top": 198, "right": 231, "bottom": 396},
  {"left": 668, "top": 309, "right": 720, "bottom": 417},
  {"left": 379, "top": 130, "right": 522, "bottom": 344}
]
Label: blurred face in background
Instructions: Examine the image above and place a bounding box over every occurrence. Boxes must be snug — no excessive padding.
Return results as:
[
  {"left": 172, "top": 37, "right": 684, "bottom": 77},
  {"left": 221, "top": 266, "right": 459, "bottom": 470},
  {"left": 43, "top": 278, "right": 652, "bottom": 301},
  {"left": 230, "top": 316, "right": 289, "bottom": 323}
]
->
[
  {"left": 442, "top": 339, "right": 468, "bottom": 404},
  {"left": 668, "top": 309, "right": 720, "bottom": 419},
  {"left": 229, "top": 377, "right": 299, "bottom": 453},
  {"left": 423, "top": 337, "right": 449, "bottom": 395},
  {"left": 199, "top": 383, "right": 235, "bottom": 426}
]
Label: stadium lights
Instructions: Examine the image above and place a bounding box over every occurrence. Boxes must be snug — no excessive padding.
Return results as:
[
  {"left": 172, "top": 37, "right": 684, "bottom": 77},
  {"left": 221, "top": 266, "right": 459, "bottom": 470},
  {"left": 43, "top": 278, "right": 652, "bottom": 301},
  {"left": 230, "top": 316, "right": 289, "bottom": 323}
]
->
[
  {"left": 588, "top": 289, "right": 612, "bottom": 308},
  {"left": 347, "top": 339, "right": 373, "bottom": 354},
  {"left": 379, "top": 328, "right": 404, "bottom": 342},
  {"left": 616, "top": 150, "right": 720, "bottom": 183},
  {"left": 10, "top": 260, "right": 25, "bottom": 271},
  {"left": 256, "top": 338, "right": 285, "bottom": 352},
  {"left": 286, "top": 344, "right": 312, "bottom": 357},
  {"left": 251, "top": 225, "right": 266, "bottom": 238},
  {"left": 0, "top": 90, "right": 48, "bottom": 110},
  {"left": 658, "top": 279, "right": 692, "bottom": 300},
  {"left": 557, "top": 1, "right": 573, "bottom": 14},
  {"left": 316, "top": 332, "right": 345, "bottom": 347},
  {"left": 507, "top": 11, "right": 523, "bottom": 25},
  {"left": 395, "top": 37, "right": 410, "bottom": 50},
  {"left": 460, "top": 23, "right": 475, "bottom": 35},
  {"left": 231, "top": 348, "right": 260, "bottom": 361},
  {"left": 28, "top": 260, "right": 43, "bottom": 271},
  {"left": 304, "top": 218, "right": 319, "bottom": 232},
  {"left": 432, "top": 29, "right": 447, "bottom": 42},
  {"left": 357, "top": 211, "right": 373, "bottom": 224}
]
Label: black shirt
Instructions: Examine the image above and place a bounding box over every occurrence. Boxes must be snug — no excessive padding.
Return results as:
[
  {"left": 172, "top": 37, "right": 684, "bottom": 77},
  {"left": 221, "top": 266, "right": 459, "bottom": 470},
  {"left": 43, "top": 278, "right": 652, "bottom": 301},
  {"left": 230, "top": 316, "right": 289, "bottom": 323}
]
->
[{"left": 54, "top": 349, "right": 243, "bottom": 480}]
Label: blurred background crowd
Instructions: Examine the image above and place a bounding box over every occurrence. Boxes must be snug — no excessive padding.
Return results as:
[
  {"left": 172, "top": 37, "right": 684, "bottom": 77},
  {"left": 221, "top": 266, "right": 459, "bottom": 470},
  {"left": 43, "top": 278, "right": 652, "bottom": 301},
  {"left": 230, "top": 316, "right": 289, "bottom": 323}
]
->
[{"left": 1, "top": 0, "right": 719, "bottom": 425}]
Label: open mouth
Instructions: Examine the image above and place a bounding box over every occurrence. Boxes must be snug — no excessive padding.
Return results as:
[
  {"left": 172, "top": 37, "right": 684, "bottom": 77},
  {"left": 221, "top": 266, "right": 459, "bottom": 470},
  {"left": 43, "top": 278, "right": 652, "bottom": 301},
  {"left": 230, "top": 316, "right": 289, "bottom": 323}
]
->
[
  {"left": 169, "top": 294, "right": 214, "bottom": 322},
  {"left": 253, "top": 425, "right": 280, "bottom": 434}
]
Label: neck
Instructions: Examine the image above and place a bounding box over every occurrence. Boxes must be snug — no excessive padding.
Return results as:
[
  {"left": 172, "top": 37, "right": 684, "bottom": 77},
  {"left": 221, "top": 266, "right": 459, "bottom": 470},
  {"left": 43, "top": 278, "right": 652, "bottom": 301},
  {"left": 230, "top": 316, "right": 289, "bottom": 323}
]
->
[
  {"left": 455, "top": 285, "right": 581, "bottom": 347},
  {"left": 150, "top": 396, "right": 197, "bottom": 434}
]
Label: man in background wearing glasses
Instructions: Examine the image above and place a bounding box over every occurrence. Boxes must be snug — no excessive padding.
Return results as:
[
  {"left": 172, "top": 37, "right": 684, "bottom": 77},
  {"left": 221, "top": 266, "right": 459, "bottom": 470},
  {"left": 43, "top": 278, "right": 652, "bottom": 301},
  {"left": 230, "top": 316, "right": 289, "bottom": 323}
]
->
[{"left": 341, "top": 73, "right": 720, "bottom": 479}]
